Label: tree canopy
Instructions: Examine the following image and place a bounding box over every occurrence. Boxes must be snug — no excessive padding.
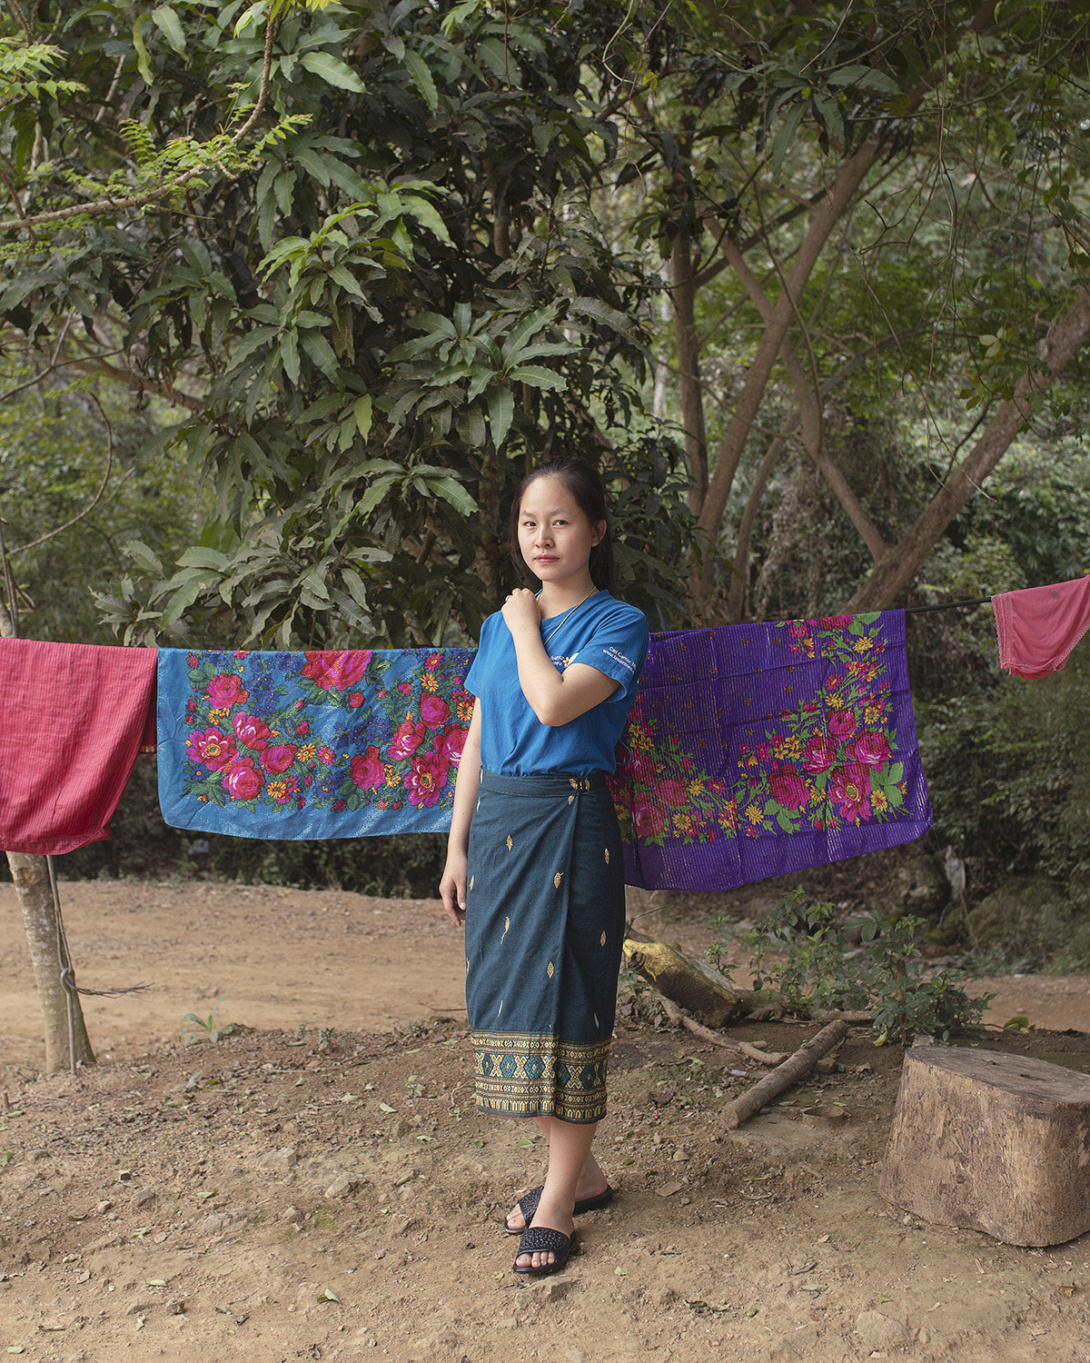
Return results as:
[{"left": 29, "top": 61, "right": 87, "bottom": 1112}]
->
[{"left": 0, "top": 0, "right": 1088, "bottom": 648}]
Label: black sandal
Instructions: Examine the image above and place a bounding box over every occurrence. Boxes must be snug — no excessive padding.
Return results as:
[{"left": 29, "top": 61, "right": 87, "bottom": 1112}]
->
[
  {"left": 513, "top": 1226, "right": 575, "bottom": 1276},
  {"left": 504, "top": 1183, "right": 614, "bottom": 1234}
]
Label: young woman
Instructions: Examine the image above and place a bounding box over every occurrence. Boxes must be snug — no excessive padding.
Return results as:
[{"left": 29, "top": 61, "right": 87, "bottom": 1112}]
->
[{"left": 440, "top": 459, "right": 649, "bottom": 1276}]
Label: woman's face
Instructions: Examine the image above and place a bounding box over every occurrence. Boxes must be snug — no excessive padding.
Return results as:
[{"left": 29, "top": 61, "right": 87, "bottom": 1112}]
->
[{"left": 517, "top": 475, "right": 604, "bottom": 591}]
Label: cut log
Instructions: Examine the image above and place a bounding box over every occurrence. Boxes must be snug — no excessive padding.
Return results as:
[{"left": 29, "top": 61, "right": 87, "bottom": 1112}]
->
[
  {"left": 622, "top": 932, "right": 742, "bottom": 1028},
  {"left": 879, "top": 1047, "right": 1090, "bottom": 1246},
  {"left": 721, "top": 1019, "right": 850, "bottom": 1128}
]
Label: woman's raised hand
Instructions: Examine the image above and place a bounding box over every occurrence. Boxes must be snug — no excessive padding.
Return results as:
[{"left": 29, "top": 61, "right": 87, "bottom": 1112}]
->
[{"left": 501, "top": 588, "right": 541, "bottom": 634}]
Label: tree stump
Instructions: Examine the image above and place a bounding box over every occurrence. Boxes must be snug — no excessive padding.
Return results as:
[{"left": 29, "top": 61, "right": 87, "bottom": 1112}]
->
[{"left": 879, "top": 1047, "right": 1090, "bottom": 1246}]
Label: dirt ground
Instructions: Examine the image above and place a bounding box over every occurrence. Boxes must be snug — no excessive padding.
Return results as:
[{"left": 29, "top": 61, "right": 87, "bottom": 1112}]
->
[{"left": 4, "top": 881, "right": 1090, "bottom": 1362}]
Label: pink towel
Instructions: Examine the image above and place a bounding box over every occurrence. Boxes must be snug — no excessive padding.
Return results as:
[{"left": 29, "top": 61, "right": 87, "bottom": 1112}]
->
[
  {"left": 993, "top": 576, "right": 1090, "bottom": 680},
  {"left": 0, "top": 639, "right": 157, "bottom": 855}
]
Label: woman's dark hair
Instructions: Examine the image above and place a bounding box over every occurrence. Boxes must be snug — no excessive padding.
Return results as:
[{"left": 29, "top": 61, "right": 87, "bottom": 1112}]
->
[{"left": 509, "top": 459, "right": 618, "bottom": 595}]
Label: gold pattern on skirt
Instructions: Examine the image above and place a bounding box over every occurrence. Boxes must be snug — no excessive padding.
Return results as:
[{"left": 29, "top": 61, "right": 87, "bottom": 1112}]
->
[
  {"left": 497, "top": 999, "right": 503, "bottom": 1016},
  {"left": 469, "top": 875, "right": 474, "bottom": 890},
  {"left": 553, "top": 872, "right": 563, "bottom": 889},
  {"left": 471, "top": 1031, "right": 612, "bottom": 1123},
  {"left": 547, "top": 961, "right": 554, "bottom": 978},
  {"left": 506, "top": 834, "right": 513, "bottom": 851},
  {"left": 568, "top": 795, "right": 574, "bottom": 805},
  {"left": 501, "top": 916, "right": 510, "bottom": 944},
  {"left": 600, "top": 931, "right": 607, "bottom": 947},
  {"left": 604, "top": 847, "right": 610, "bottom": 864},
  {"left": 569, "top": 778, "right": 579, "bottom": 789}
]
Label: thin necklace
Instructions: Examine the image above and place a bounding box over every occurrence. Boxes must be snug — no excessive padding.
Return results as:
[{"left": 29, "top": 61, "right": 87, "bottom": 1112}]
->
[{"left": 542, "top": 589, "right": 598, "bottom": 647}]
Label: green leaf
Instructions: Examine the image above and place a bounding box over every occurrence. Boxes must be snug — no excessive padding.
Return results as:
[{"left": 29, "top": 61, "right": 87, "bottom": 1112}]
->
[
  {"left": 177, "top": 547, "right": 228, "bottom": 571},
  {"left": 487, "top": 387, "right": 514, "bottom": 446},
  {"left": 508, "top": 364, "right": 565, "bottom": 391},
  {"left": 770, "top": 101, "right": 805, "bottom": 177},
  {"left": 402, "top": 50, "right": 438, "bottom": 112},
  {"left": 150, "top": 6, "right": 186, "bottom": 55},
  {"left": 426, "top": 475, "right": 477, "bottom": 515},
  {"left": 124, "top": 540, "right": 164, "bottom": 575},
  {"left": 299, "top": 51, "right": 366, "bottom": 94},
  {"left": 132, "top": 16, "right": 154, "bottom": 87},
  {"left": 354, "top": 395, "right": 373, "bottom": 439},
  {"left": 357, "top": 475, "right": 398, "bottom": 518}
]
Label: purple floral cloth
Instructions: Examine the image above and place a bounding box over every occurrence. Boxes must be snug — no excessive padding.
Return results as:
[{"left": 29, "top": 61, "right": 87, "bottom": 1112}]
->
[
  {"left": 607, "top": 611, "right": 932, "bottom": 891},
  {"left": 157, "top": 647, "right": 475, "bottom": 839}
]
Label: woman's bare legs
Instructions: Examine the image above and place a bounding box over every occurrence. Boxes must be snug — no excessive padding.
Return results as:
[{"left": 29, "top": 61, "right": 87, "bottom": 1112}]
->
[
  {"left": 505, "top": 1115, "right": 610, "bottom": 1233},
  {"left": 513, "top": 1118, "right": 601, "bottom": 1270}
]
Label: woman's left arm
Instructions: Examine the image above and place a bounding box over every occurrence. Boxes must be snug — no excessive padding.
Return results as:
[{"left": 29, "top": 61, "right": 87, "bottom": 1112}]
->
[{"left": 502, "top": 589, "right": 618, "bottom": 726}]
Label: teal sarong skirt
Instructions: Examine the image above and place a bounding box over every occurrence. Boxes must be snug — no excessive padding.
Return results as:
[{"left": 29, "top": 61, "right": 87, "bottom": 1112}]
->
[{"left": 464, "top": 768, "right": 626, "bottom": 1124}]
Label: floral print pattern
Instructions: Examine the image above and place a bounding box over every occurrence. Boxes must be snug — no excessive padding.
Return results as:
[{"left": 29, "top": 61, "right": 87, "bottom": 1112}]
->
[
  {"left": 608, "top": 612, "right": 931, "bottom": 886},
  {"left": 163, "top": 647, "right": 475, "bottom": 836}
]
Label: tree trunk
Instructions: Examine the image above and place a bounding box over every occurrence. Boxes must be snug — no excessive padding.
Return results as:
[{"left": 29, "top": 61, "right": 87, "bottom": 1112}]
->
[
  {"left": 6, "top": 852, "right": 95, "bottom": 1072},
  {"left": 0, "top": 586, "right": 96, "bottom": 1073},
  {"left": 879, "top": 1046, "right": 1090, "bottom": 1246},
  {"left": 847, "top": 286, "right": 1090, "bottom": 611},
  {"left": 670, "top": 215, "right": 707, "bottom": 515}
]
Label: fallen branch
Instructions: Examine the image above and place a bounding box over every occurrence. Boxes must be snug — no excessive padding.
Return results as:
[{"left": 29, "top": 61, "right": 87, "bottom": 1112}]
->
[
  {"left": 660, "top": 998, "right": 787, "bottom": 1065},
  {"left": 721, "top": 1019, "right": 851, "bottom": 1129}
]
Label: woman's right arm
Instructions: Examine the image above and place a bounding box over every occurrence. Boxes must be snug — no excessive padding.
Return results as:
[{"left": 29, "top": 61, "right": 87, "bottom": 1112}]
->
[{"left": 439, "top": 700, "right": 481, "bottom": 927}]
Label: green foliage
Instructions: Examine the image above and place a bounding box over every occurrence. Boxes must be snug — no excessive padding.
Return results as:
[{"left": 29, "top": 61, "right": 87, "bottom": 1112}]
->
[
  {"left": 0, "top": 1, "right": 691, "bottom": 649},
  {"left": 180, "top": 996, "right": 235, "bottom": 1045},
  {"left": 744, "top": 889, "right": 990, "bottom": 1044},
  {"left": 0, "top": 372, "right": 207, "bottom": 643}
]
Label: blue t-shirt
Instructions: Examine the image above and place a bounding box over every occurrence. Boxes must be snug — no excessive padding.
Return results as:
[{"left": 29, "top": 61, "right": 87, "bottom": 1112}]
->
[{"left": 465, "top": 591, "right": 649, "bottom": 777}]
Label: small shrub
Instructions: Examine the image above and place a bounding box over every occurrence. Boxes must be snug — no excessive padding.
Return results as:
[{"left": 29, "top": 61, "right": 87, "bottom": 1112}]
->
[{"left": 744, "top": 889, "right": 991, "bottom": 1044}]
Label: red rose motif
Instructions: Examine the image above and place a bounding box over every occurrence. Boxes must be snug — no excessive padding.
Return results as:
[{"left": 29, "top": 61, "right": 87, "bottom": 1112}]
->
[
  {"left": 349, "top": 692, "right": 364, "bottom": 708},
  {"left": 801, "top": 734, "right": 836, "bottom": 774},
  {"left": 389, "top": 717, "right": 427, "bottom": 761},
  {"left": 828, "top": 762, "right": 872, "bottom": 822},
  {"left": 656, "top": 779, "right": 688, "bottom": 807},
  {"left": 225, "top": 758, "right": 264, "bottom": 801},
  {"left": 828, "top": 710, "right": 856, "bottom": 743},
  {"left": 398, "top": 682, "right": 413, "bottom": 695},
  {"left": 819, "top": 615, "right": 852, "bottom": 630},
  {"left": 633, "top": 798, "right": 666, "bottom": 838},
  {"left": 421, "top": 694, "right": 450, "bottom": 729},
  {"left": 301, "top": 650, "right": 372, "bottom": 690},
  {"left": 207, "top": 673, "right": 249, "bottom": 707},
  {"left": 186, "top": 727, "right": 236, "bottom": 771},
  {"left": 350, "top": 747, "right": 384, "bottom": 790},
  {"left": 440, "top": 725, "right": 466, "bottom": 765},
  {"left": 332, "top": 799, "right": 347, "bottom": 812},
  {"left": 262, "top": 744, "right": 297, "bottom": 775},
  {"left": 233, "top": 712, "right": 272, "bottom": 750},
  {"left": 852, "top": 732, "right": 891, "bottom": 768},
  {"left": 405, "top": 750, "right": 450, "bottom": 808},
  {"left": 769, "top": 761, "right": 808, "bottom": 810},
  {"left": 296, "top": 720, "right": 310, "bottom": 736}
]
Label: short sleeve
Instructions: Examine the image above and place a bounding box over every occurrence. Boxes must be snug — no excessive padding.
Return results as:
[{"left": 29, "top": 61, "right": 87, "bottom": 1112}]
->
[
  {"left": 464, "top": 614, "right": 495, "bottom": 698},
  {"left": 569, "top": 603, "right": 648, "bottom": 697}
]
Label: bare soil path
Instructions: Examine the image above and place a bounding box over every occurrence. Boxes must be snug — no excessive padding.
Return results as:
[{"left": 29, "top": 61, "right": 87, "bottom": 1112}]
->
[{"left": 2, "top": 880, "right": 1090, "bottom": 1362}]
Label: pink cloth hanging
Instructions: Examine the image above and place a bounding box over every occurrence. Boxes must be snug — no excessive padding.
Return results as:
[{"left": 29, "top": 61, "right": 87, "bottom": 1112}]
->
[
  {"left": 0, "top": 638, "right": 156, "bottom": 855},
  {"left": 993, "top": 576, "right": 1090, "bottom": 680}
]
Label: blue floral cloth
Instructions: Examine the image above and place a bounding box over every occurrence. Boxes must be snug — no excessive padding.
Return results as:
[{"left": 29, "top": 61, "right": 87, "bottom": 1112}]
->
[{"left": 157, "top": 647, "right": 475, "bottom": 839}]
